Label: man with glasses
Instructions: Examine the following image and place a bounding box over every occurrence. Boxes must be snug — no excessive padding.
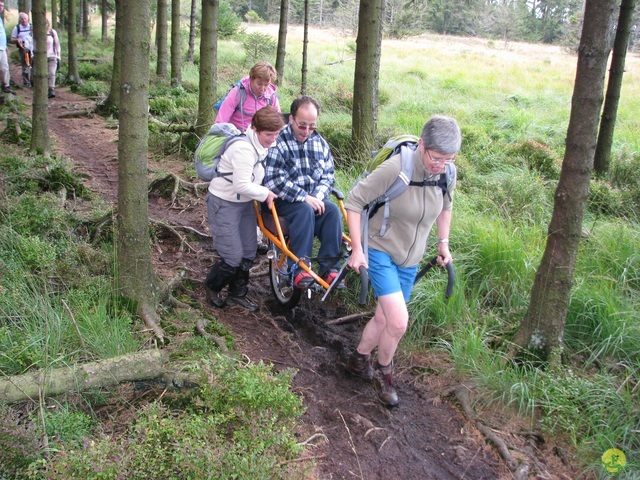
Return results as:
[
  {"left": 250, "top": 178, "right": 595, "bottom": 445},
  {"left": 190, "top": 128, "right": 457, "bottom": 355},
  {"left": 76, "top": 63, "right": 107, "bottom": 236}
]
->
[
  {"left": 264, "top": 95, "right": 343, "bottom": 289},
  {"left": 0, "top": 1, "right": 14, "bottom": 94},
  {"left": 343, "top": 115, "right": 460, "bottom": 407}
]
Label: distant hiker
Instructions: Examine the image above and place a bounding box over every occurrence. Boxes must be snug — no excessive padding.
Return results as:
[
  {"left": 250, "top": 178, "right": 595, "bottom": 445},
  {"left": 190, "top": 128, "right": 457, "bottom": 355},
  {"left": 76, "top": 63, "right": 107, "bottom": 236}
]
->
[
  {"left": 44, "top": 18, "right": 60, "bottom": 98},
  {"left": 204, "top": 106, "right": 284, "bottom": 312},
  {"left": 214, "top": 61, "right": 281, "bottom": 133},
  {"left": 344, "top": 115, "right": 461, "bottom": 407},
  {"left": 263, "top": 95, "right": 343, "bottom": 289},
  {"left": 10, "top": 12, "right": 32, "bottom": 87},
  {"left": 0, "top": 1, "right": 14, "bottom": 94}
]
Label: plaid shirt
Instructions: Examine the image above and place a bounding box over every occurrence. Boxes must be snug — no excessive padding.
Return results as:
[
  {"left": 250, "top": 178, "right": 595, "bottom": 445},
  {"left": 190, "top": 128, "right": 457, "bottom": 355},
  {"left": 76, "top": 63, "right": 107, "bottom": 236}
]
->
[{"left": 264, "top": 125, "right": 335, "bottom": 203}]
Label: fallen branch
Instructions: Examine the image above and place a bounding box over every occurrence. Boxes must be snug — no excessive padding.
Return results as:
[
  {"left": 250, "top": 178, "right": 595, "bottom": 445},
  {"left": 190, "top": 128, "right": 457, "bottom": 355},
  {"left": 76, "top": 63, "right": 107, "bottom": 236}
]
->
[
  {"left": 0, "top": 350, "right": 191, "bottom": 403},
  {"left": 326, "top": 311, "right": 373, "bottom": 326}
]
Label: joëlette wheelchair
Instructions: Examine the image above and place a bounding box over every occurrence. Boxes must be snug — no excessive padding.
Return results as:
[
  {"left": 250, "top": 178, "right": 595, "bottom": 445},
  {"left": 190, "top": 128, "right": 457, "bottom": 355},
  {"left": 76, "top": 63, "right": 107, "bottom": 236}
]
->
[{"left": 255, "top": 189, "right": 369, "bottom": 308}]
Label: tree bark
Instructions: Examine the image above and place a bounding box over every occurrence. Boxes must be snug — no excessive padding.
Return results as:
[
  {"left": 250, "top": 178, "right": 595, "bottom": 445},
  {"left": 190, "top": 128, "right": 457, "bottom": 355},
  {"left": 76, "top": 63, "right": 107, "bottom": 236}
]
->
[
  {"left": 18, "top": 0, "right": 29, "bottom": 14},
  {"left": 156, "top": 0, "right": 169, "bottom": 78},
  {"left": 301, "top": 0, "right": 309, "bottom": 94},
  {"left": 30, "top": 0, "right": 50, "bottom": 156},
  {"left": 170, "top": 0, "right": 182, "bottom": 86},
  {"left": 104, "top": 0, "right": 122, "bottom": 110},
  {"left": 187, "top": 0, "right": 197, "bottom": 62},
  {"left": 66, "top": 0, "right": 83, "bottom": 84},
  {"left": 275, "top": 0, "right": 289, "bottom": 86},
  {"left": 0, "top": 350, "right": 173, "bottom": 403},
  {"left": 352, "top": 0, "right": 384, "bottom": 160},
  {"left": 117, "top": 0, "right": 165, "bottom": 342},
  {"left": 513, "top": 0, "right": 616, "bottom": 359},
  {"left": 196, "top": 0, "right": 218, "bottom": 138},
  {"left": 594, "top": 0, "right": 636, "bottom": 176}
]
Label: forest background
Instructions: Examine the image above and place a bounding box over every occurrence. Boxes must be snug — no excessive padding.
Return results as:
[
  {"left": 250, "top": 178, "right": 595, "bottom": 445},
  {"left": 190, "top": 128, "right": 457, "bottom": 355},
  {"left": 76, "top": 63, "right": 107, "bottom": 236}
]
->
[{"left": 0, "top": 0, "right": 639, "bottom": 479}]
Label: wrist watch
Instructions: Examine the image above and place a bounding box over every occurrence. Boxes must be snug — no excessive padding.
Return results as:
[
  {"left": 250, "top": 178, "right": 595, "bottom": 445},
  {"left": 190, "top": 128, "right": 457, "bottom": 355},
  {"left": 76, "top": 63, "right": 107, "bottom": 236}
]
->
[{"left": 437, "top": 238, "right": 449, "bottom": 244}]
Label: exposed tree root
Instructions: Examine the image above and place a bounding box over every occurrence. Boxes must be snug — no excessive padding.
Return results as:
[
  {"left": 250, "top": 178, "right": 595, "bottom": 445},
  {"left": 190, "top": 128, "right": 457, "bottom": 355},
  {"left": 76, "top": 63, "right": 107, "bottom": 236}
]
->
[
  {"left": 139, "top": 302, "right": 166, "bottom": 344},
  {"left": 195, "top": 317, "right": 230, "bottom": 354},
  {"left": 0, "top": 350, "right": 203, "bottom": 403},
  {"left": 149, "top": 114, "right": 197, "bottom": 133},
  {"left": 451, "top": 384, "right": 531, "bottom": 479},
  {"left": 148, "top": 171, "right": 209, "bottom": 204},
  {"left": 150, "top": 218, "right": 199, "bottom": 253}
]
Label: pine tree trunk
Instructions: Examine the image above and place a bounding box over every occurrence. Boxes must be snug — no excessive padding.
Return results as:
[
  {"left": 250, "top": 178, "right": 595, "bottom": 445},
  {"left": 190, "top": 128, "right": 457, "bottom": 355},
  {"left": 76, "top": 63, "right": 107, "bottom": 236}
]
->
[
  {"left": 275, "top": 0, "right": 288, "bottom": 86},
  {"left": 170, "top": 0, "right": 182, "bottom": 86},
  {"left": 51, "top": 0, "right": 58, "bottom": 30},
  {"left": 196, "top": 0, "right": 218, "bottom": 138},
  {"left": 156, "top": 0, "right": 169, "bottom": 78},
  {"left": 513, "top": 0, "right": 616, "bottom": 359},
  {"left": 82, "top": 0, "right": 90, "bottom": 40},
  {"left": 66, "top": 0, "right": 82, "bottom": 84},
  {"left": 30, "top": 0, "right": 50, "bottom": 156},
  {"left": 352, "top": 0, "right": 384, "bottom": 159},
  {"left": 593, "top": 0, "right": 636, "bottom": 176},
  {"left": 117, "top": 0, "right": 163, "bottom": 340},
  {"left": 301, "top": 0, "right": 309, "bottom": 94},
  {"left": 187, "top": 0, "right": 196, "bottom": 62},
  {"left": 104, "top": 0, "right": 122, "bottom": 109},
  {"left": 101, "top": 0, "right": 108, "bottom": 41}
]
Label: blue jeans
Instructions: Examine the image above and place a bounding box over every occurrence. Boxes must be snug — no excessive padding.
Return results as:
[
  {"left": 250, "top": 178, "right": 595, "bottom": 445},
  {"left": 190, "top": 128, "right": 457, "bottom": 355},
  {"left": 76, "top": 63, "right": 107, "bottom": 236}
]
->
[{"left": 274, "top": 198, "right": 343, "bottom": 275}]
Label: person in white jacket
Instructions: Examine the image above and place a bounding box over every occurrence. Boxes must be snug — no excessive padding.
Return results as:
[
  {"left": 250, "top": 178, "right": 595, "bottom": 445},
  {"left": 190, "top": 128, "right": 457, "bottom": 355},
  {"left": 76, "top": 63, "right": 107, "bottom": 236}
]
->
[{"left": 204, "top": 106, "right": 285, "bottom": 311}]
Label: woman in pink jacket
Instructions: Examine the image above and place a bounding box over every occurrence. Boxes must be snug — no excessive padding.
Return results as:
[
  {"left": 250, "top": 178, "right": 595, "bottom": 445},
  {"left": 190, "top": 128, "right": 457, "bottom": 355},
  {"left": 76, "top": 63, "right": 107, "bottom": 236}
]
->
[{"left": 214, "top": 61, "right": 281, "bottom": 132}]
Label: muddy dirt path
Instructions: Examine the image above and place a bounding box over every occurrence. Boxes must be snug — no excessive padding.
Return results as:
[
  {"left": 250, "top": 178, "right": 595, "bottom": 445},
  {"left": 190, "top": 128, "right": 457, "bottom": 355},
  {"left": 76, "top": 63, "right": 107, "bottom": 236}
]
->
[{"left": 10, "top": 66, "right": 574, "bottom": 479}]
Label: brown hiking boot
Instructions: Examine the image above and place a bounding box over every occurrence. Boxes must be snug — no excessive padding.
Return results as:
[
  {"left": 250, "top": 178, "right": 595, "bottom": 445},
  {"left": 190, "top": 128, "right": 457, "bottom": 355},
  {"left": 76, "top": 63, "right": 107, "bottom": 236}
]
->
[
  {"left": 373, "top": 368, "right": 399, "bottom": 407},
  {"left": 345, "top": 352, "right": 374, "bottom": 381}
]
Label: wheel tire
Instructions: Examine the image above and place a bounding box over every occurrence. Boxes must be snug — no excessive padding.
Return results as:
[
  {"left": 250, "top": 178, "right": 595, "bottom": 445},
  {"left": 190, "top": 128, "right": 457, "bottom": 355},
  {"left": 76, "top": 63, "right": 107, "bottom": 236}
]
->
[{"left": 268, "top": 241, "right": 301, "bottom": 308}]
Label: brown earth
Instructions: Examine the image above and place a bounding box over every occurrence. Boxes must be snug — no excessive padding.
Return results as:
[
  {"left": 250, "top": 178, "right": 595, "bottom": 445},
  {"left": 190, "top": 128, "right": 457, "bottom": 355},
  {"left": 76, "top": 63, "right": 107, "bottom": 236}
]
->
[{"left": 8, "top": 63, "right": 579, "bottom": 479}]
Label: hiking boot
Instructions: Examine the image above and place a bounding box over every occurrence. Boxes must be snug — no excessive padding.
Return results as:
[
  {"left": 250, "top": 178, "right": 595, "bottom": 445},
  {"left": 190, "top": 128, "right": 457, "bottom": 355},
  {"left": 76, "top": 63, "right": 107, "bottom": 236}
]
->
[
  {"left": 205, "top": 287, "right": 226, "bottom": 308},
  {"left": 345, "top": 352, "right": 374, "bottom": 381},
  {"left": 293, "top": 270, "right": 314, "bottom": 289},
  {"left": 373, "top": 368, "right": 399, "bottom": 407},
  {"left": 227, "top": 294, "right": 259, "bottom": 312},
  {"left": 324, "top": 270, "right": 346, "bottom": 289},
  {"left": 48, "top": 88, "right": 56, "bottom": 98},
  {"left": 2, "top": 85, "right": 15, "bottom": 95}
]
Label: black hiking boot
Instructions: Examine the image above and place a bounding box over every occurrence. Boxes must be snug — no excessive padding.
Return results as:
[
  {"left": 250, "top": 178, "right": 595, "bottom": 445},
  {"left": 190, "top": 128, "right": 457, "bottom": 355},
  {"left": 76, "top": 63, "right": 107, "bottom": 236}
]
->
[
  {"left": 227, "top": 258, "right": 259, "bottom": 312},
  {"left": 205, "top": 287, "right": 226, "bottom": 308},
  {"left": 373, "top": 363, "right": 399, "bottom": 407},
  {"left": 2, "top": 85, "right": 15, "bottom": 95},
  {"left": 227, "top": 294, "right": 259, "bottom": 312},
  {"left": 48, "top": 87, "right": 55, "bottom": 98},
  {"left": 345, "top": 351, "right": 374, "bottom": 381}
]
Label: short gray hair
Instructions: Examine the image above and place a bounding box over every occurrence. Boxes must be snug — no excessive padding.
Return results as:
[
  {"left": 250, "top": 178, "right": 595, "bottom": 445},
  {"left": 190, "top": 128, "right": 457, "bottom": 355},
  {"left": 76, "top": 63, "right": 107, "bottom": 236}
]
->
[{"left": 421, "top": 115, "right": 461, "bottom": 155}]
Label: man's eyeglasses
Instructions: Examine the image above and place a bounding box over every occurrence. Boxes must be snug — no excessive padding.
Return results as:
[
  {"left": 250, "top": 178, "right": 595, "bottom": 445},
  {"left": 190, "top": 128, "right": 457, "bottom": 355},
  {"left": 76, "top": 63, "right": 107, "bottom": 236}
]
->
[
  {"left": 425, "top": 148, "right": 456, "bottom": 165},
  {"left": 292, "top": 117, "right": 317, "bottom": 132}
]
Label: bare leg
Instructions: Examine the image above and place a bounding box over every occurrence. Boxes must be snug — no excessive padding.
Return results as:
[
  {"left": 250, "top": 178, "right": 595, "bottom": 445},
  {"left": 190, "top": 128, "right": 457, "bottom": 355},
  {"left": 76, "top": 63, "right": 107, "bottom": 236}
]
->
[{"left": 356, "top": 291, "right": 408, "bottom": 365}]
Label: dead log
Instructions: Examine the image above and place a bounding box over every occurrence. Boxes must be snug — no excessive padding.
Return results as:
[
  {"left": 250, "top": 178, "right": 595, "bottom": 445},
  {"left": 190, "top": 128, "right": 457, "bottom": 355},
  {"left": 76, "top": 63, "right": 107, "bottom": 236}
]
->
[
  {"left": 57, "top": 109, "right": 95, "bottom": 119},
  {"left": 326, "top": 311, "right": 373, "bottom": 326},
  {"left": 0, "top": 350, "right": 197, "bottom": 403},
  {"left": 149, "top": 114, "right": 196, "bottom": 133}
]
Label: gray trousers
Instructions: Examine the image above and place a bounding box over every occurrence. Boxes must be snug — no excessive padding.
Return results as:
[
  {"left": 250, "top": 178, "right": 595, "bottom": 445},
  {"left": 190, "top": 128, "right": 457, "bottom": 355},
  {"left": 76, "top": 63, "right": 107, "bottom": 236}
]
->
[{"left": 206, "top": 192, "right": 257, "bottom": 267}]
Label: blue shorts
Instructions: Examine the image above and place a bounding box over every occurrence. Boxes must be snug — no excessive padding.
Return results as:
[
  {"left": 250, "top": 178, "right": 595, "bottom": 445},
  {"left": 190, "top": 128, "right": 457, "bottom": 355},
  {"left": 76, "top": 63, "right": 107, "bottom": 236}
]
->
[{"left": 367, "top": 249, "right": 418, "bottom": 303}]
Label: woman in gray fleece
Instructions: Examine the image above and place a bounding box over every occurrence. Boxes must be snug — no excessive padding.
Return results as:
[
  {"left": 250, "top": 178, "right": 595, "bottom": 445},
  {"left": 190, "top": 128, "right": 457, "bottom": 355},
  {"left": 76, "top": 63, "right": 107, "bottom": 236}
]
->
[{"left": 344, "top": 115, "right": 461, "bottom": 407}]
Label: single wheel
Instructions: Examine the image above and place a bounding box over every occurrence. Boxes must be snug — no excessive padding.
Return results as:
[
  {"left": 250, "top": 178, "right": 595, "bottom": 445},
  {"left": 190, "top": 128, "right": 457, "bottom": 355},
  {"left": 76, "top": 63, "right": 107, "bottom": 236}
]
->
[{"left": 268, "top": 241, "right": 302, "bottom": 308}]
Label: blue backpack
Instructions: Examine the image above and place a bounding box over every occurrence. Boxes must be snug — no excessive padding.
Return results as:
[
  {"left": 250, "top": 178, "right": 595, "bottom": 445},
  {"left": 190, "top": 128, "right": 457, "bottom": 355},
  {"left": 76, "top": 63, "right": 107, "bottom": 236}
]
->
[{"left": 351, "top": 135, "right": 456, "bottom": 258}]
